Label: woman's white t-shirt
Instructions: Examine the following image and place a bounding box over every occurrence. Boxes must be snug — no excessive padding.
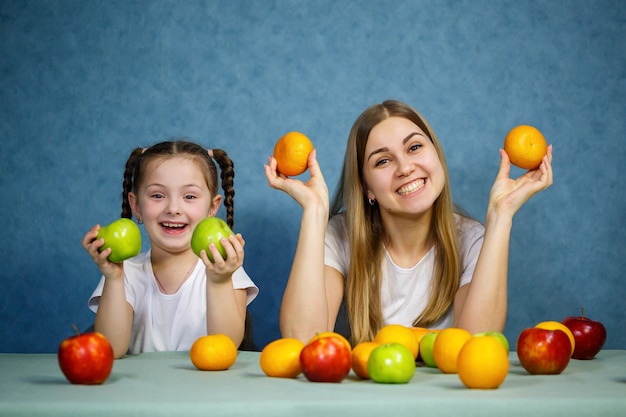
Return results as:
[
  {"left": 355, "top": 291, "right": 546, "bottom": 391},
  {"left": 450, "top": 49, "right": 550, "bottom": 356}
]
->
[
  {"left": 88, "top": 250, "right": 258, "bottom": 354},
  {"left": 324, "top": 213, "right": 484, "bottom": 329}
]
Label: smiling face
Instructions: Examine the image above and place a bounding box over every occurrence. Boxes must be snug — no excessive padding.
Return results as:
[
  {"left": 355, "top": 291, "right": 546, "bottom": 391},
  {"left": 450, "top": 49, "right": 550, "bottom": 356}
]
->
[
  {"left": 129, "top": 156, "right": 221, "bottom": 256},
  {"left": 362, "top": 116, "right": 445, "bottom": 220}
]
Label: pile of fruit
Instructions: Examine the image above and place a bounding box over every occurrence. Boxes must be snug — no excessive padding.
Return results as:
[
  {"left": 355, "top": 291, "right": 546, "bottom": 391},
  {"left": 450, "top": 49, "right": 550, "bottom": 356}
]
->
[
  {"left": 258, "top": 326, "right": 510, "bottom": 388},
  {"left": 255, "top": 309, "right": 606, "bottom": 389}
]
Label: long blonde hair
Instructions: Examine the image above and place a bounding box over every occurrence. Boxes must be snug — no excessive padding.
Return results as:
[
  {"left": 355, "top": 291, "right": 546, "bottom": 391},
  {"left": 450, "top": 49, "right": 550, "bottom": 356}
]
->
[{"left": 330, "top": 100, "right": 462, "bottom": 344}]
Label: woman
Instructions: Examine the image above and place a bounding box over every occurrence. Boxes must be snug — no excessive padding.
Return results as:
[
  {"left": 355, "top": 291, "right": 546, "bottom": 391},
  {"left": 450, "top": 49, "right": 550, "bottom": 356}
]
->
[{"left": 265, "top": 100, "right": 552, "bottom": 345}]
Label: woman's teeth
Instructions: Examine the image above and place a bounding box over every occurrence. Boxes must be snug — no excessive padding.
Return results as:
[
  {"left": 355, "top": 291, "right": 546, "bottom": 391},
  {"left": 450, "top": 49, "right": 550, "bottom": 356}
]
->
[{"left": 397, "top": 179, "right": 425, "bottom": 195}]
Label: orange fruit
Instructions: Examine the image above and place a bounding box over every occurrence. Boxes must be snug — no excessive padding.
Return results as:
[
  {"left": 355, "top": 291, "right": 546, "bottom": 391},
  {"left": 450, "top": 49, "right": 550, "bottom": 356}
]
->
[
  {"left": 273, "top": 131, "right": 314, "bottom": 176},
  {"left": 410, "top": 327, "right": 431, "bottom": 344},
  {"left": 457, "top": 335, "right": 509, "bottom": 389},
  {"left": 411, "top": 327, "right": 435, "bottom": 361},
  {"left": 503, "top": 125, "right": 548, "bottom": 170},
  {"left": 535, "top": 321, "right": 575, "bottom": 356},
  {"left": 432, "top": 327, "right": 472, "bottom": 374},
  {"left": 351, "top": 341, "right": 380, "bottom": 379},
  {"left": 374, "top": 324, "right": 419, "bottom": 360},
  {"left": 259, "top": 338, "right": 305, "bottom": 378},
  {"left": 190, "top": 334, "right": 237, "bottom": 371},
  {"left": 309, "top": 331, "right": 352, "bottom": 353}
]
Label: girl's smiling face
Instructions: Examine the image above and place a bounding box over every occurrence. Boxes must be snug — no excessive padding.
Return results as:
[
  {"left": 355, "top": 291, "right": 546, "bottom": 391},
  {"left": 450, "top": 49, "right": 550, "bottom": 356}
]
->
[
  {"left": 362, "top": 116, "right": 445, "bottom": 218},
  {"left": 129, "top": 156, "right": 221, "bottom": 255}
]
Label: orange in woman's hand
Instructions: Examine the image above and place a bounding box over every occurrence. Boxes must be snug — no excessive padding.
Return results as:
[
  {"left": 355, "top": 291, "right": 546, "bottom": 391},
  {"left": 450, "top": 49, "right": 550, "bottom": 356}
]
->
[
  {"left": 503, "top": 125, "right": 548, "bottom": 170},
  {"left": 260, "top": 338, "right": 305, "bottom": 378},
  {"left": 273, "top": 131, "right": 314, "bottom": 176},
  {"left": 190, "top": 334, "right": 237, "bottom": 371}
]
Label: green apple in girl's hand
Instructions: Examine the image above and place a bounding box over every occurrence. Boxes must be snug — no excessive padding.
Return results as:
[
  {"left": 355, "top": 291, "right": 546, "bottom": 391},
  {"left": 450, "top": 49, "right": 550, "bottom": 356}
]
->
[
  {"left": 191, "top": 217, "right": 234, "bottom": 262},
  {"left": 96, "top": 218, "right": 142, "bottom": 263}
]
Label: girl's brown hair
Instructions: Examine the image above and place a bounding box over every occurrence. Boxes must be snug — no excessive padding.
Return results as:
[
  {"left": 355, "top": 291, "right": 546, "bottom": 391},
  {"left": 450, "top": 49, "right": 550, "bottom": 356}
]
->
[
  {"left": 120, "top": 140, "right": 236, "bottom": 228},
  {"left": 330, "top": 100, "right": 461, "bottom": 344}
]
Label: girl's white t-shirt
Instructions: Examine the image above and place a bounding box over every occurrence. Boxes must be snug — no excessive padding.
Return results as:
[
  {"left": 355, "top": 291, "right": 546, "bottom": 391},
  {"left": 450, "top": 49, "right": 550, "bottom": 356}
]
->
[
  {"left": 88, "top": 250, "right": 258, "bottom": 354},
  {"left": 324, "top": 213, "right": 484, "bottom": 329}
]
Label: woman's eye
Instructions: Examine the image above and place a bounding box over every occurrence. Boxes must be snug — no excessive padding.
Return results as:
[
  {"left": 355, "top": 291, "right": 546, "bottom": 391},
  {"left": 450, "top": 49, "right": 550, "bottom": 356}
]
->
[
  {"left": 409, "top": 143, "right": 422, "bottom": 152},
  {"left": 375, "top": 158, "right": 389, "bottom": 167}
]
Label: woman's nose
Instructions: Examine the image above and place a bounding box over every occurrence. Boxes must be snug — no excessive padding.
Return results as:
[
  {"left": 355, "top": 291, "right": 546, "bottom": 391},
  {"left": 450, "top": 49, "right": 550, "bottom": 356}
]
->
[{"left": 396, "top": 156, "right": 414, "bottom": 176}]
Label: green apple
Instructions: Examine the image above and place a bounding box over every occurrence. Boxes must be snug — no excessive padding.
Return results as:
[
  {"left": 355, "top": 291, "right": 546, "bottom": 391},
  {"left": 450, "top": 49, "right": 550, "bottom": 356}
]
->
[
  {"left": 96, "top": 218, "right": 141, "bottom": 263},
  {"left": 190, "top": 217, "right": 234, "bottom": 262},
  {"left": 367, "top": 343, "right": 415, "bottom": 384},
  {"left": 419, "top": 331, "right": 439, "bottom": 368},
  {"left": 474, "top": 331, "right": 510, "bottom": 352}
]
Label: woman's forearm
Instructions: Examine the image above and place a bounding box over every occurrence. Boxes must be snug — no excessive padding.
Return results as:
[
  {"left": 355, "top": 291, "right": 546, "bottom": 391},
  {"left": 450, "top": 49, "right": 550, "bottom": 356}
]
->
[
  {"left": 455, "top": 212, "right": 512, "bottom": 333},
  {"left": 279, "top": 203, "right": 330, "bottom": 342}
]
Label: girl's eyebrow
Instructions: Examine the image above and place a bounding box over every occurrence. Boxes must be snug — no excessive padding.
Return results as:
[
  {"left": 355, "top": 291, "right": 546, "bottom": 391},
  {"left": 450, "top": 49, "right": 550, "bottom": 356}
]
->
[
  {"left": 366, "top": 132, "right": 424, "bottom": 161},
  {"left": 144, "top": 183, "right": 204, "bottom": 190}
]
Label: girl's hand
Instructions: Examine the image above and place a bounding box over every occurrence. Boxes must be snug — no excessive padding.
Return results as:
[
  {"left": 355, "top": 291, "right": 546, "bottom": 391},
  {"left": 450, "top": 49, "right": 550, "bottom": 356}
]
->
[
  {"left": 200, "top": 233, "right": 245, "bottom": 284},
  {"left": 264, "top": 149, "right": 329, "bottom": 215},
  {"left": 488, "top": 145, "right": 554, "bottom": 219},
  {"left": 81, "top": 224, "right": 124, "bottom": 280}
]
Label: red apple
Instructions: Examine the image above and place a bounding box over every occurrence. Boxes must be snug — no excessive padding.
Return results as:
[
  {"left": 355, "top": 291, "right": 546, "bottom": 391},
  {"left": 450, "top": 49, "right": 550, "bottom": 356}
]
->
[
  {"left": 58, "top": 327, "right": 114, "bottom": 384},
  {"left": 299, "top": 335, "right": 351, "bottom": 382},
  {"left": 562, "top": 308, "right": 607, "bottom": 360},
  {"left": 516, "top": 327, "right": 571, "bottom": 375}
]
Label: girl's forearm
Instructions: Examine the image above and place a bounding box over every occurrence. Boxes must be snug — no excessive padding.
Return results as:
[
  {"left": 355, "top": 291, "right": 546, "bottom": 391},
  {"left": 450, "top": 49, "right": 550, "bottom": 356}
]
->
[
  {"left": 94, "top": 277, "right": 132, "bottom": 359},
  {"left": 205, "top": 283, "right": 246, "bottom": 347}
]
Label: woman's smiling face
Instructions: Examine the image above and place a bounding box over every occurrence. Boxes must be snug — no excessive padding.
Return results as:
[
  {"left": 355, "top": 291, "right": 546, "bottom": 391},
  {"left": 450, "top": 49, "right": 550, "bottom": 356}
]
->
[{"left": 362, "top": 116, "right": 445, "bottom": 218}]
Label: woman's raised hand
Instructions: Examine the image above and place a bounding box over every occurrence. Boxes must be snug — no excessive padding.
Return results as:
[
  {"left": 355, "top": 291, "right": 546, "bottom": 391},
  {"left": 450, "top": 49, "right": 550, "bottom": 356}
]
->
[
  {"left": 264, "top": 149, "right": 329, "bottom": 215},
  {"left": 488, "top": 145, "right": 553, "bottom": 219}
]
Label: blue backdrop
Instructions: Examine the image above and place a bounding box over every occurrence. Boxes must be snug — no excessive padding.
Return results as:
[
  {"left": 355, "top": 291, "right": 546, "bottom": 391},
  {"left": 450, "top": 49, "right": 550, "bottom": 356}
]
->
[{"left": 1, "top": 0, "right": 624, "bottom": 353}]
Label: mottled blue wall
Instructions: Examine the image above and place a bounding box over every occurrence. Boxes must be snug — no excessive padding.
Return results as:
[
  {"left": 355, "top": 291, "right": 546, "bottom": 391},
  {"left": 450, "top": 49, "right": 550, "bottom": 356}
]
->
[{"left": 1, "top": 0, "right": 624, "bottom": 352}]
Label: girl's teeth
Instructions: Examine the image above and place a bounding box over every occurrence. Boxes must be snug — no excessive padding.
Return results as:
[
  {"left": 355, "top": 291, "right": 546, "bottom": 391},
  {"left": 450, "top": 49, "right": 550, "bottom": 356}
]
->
[
  {"left": 162, "top": 223, "right": 184, "bottom": 228},
  {"left": 397, "top": 179, "right": 425, "bottom": 195}
]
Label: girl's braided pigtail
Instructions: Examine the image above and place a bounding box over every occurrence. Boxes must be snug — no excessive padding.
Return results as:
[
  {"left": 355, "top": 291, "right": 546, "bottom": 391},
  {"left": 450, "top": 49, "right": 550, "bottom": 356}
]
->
[
  {"left": 121, "top": 148, "right": 144, "bottom": 219},
  {"left": 210, "top": 148, "right": 235, "bottom": 229}
]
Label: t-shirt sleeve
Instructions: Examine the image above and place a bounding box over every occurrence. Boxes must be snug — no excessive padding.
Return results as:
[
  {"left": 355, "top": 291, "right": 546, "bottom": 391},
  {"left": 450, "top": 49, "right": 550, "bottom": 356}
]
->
[
  {"left": 87, "top": 274, "right": 137, "bottom": 313},
  {"left": 232, "top": 267, "right": 259, "bottom": 305},
  {"left": 324, "top": 215, "right": 349, "bottom": 275},
  {"left": 87, "top": 253, "right": 149, "bottom": 314},
  {"left": 458, "top": 218, "right": 485, "bottom": 287},
  {"left": 87, "top": 275, "right": 106, "bottom": 313}
]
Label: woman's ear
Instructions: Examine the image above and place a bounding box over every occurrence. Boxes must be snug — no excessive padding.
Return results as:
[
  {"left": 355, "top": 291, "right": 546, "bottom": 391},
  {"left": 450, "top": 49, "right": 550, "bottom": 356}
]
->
[{"left": 209, "top": 194, "right": 223, "bottom": 216}]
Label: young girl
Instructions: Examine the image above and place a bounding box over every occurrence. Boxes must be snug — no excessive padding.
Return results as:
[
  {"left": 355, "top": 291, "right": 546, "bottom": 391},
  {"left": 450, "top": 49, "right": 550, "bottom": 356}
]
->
[
  {"left": 265, "top": 100, "right": 553, "bottom": 345},
  {"left": 83, "top": 140, "right": 258, "bottom": 358}
]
